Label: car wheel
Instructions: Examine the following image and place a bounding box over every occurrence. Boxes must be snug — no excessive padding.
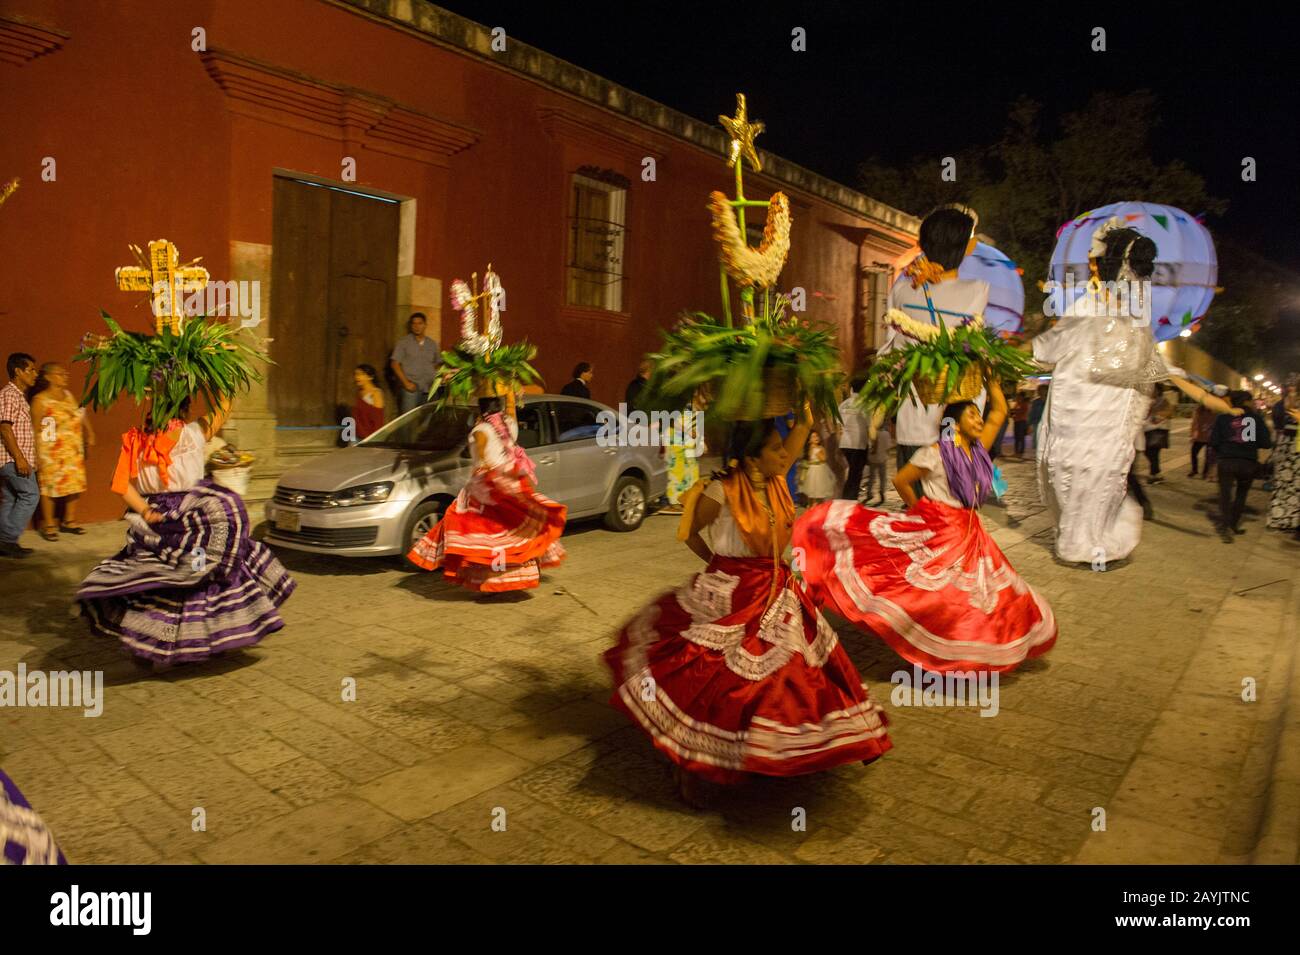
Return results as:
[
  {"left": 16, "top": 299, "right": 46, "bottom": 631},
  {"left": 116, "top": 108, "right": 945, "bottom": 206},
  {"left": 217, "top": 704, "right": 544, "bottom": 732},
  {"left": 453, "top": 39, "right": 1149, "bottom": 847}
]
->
[
  {"left": 604, "top": 475, "right": 647, "bottom": 532},
  {"left": 401, "top": 499, "right": 445, "bottom": 570}
]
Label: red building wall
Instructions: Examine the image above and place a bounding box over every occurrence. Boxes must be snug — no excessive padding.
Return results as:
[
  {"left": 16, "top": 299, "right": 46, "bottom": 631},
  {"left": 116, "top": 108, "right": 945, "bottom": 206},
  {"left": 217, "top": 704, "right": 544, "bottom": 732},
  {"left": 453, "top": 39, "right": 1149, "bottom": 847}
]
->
[{"left": 0, "top": 0, "right": 914, "bottom": 521}]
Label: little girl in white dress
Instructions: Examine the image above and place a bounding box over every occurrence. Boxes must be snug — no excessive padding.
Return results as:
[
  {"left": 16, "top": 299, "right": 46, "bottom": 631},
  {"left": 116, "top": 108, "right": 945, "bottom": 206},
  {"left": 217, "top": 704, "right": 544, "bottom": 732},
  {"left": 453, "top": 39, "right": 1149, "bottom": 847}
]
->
[{"left": 798, "top": 431, "right": 835, "bottom": 504}]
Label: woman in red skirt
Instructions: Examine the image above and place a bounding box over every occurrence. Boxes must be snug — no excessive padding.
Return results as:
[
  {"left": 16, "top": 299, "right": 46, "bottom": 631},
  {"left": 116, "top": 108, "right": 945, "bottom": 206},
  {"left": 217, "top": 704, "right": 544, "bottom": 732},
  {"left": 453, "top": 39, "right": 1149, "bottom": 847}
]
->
[
  {"left": 408, "top": 388, "right": 565, "bottom": 592},
  {"left": 605, "top": 406, "right": 891, "bottom": 804},
  {"left": 795, "top": 374, "right": 1056, "bottom": 673}
]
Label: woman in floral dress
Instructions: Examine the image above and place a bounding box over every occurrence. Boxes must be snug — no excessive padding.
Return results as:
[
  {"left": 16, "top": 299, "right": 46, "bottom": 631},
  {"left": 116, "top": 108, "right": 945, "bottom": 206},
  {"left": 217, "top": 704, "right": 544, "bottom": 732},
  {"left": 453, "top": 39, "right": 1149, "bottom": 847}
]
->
[
  {"left": 30, "top": 362, "right": 93, "bottom": 539},
  {"left": 660, "top": 393, "right": 704, "bottom": 515}
]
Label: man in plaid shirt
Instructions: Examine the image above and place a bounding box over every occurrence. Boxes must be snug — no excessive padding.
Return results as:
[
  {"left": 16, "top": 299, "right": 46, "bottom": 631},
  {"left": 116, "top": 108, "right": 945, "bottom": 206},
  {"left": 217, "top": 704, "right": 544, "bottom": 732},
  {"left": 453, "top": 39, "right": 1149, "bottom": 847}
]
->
[{"left": 0, "top": 352, "right": 40, "bottom": 558}]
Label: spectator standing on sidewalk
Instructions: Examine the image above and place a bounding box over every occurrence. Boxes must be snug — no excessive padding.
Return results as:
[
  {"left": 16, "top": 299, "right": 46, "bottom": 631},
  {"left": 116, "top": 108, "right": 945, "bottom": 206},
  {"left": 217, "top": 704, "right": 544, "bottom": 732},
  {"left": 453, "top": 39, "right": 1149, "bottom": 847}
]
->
[
  {"left": 1266, "top": 390, "right": 1298, "bottom": 536},
  {"left": 624, "top": 360, "right": 651, "bottom": 408},
  {"left": 561, "top": 362, "right": 593, "bottom": 399},
  {"left": 30, "top": 362, "right": 94, "bottom": 540},
  {"left": 1143, "top": 384, "right": 1174, "bottom": 483},
  {"left": 1211, "top": 390, "right": 1273, "bottom": 542},
  {"left": 390, "top": 313, "right": 440, "bottom": 415},
  {"left": 838, "top": 386, "right": 869, "bottom": 501},
  {"left": 864, "top": 420, "right": 893, "bottom": 506},
  {"left": 1011, "top": 388, "right": 1030, "bottom": 458},
  {"left": 1189, "top": 393, "right": 1216, "bottom": 477},
  {"left": 1200, "top": 385, "right": 1230, "bottom": 480},
  {"left": 0, "top": 353, "right": 40, "bottom": 558}
]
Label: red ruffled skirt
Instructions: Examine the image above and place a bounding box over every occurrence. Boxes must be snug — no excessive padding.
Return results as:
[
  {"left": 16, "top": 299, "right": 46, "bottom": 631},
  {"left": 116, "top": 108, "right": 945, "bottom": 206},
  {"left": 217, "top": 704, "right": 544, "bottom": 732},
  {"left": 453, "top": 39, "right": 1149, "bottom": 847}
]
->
[
  {"left": 794, "top": 498, "right": 1057, "bottom": 673},
  {"left": 408, "top": 467, "right": 566, "bottom": 592},
  {"left": 605, "top": 556, "right": 892, "bottom": 784}
]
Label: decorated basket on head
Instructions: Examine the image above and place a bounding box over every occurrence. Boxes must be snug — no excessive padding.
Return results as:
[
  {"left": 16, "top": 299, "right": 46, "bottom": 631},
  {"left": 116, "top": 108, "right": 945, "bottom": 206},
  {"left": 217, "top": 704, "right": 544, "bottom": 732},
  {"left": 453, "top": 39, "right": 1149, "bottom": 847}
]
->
[
  {"left": 856, "top": 303, "right": 1038, "bottom": 417},
  {"left": 639, "top": 94, "right": 844, "bottom": 424},
  {"left": 428, "top": 265, "right": 540, "bottom": 407}
]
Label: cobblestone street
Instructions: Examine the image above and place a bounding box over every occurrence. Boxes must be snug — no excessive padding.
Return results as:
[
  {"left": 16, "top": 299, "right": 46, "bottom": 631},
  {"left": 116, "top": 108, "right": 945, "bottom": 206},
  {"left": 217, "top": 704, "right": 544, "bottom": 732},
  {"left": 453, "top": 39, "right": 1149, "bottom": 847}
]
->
[{"left": 3, "top": 428, "right": 1298, "bottom": 864}]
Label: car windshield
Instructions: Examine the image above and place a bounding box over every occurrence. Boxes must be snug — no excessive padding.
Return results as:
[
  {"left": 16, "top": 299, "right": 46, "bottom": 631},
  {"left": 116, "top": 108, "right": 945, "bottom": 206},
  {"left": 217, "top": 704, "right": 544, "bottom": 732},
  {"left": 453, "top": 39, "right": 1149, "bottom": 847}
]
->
[{"left": 360, "top": 404, "right": 476, "bottom": 451}]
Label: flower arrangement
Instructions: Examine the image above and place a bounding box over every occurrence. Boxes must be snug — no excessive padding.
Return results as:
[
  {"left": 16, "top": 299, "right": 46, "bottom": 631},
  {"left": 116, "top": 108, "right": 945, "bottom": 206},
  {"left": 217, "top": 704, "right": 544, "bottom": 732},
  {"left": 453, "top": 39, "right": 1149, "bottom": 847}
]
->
[
  {"left": 428, "top": 340, "right": 541, "bottom": 408},
  {"left": 857, "top": 308, "right": 1038, "bottom": 414},
  {"left": 453, "top": 269, "right": 503, "bottom": 357},
  {"left": 431, "top": 265, "right": 539, "bottom": 407},
  {"left": 636, "top": 94, "right": 845, "bottom": 423},
  {"left": 640, "top": 297, "right": 843, "bottom": 422},
  {"left": 74, "top": 311, "right": 268, "bottom": 432}
]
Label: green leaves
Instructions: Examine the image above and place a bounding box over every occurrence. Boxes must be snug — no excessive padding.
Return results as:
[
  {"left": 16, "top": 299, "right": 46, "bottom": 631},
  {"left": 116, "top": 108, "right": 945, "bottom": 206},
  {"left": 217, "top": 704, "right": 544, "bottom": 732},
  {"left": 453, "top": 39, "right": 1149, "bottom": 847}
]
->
[
  {"left": 857, "top": 324, "right": 1037, "bottom": 416},
  {"left": 74, "top": 313, "right": 269, "bottom": 431},
  {"left": 428, "top": 341, "right": 540, "bottom": 410},
  {"left": 638, "top": 307, "right": 844, "bottom": 421}
]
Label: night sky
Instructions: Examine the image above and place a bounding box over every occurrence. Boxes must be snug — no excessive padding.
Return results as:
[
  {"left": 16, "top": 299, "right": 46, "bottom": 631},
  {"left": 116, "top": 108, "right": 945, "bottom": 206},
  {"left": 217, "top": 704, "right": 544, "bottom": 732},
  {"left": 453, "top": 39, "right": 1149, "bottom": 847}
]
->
[{"left": 443, "top": 2, "right": 1300, "bottom": 272}]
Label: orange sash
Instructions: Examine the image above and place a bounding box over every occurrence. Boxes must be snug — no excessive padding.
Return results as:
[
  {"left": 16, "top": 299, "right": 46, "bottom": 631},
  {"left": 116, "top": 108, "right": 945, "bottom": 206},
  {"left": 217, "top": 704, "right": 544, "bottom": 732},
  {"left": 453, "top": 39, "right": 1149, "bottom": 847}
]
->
[
  {"left": 111, "top": 420, "right": 184, "bottom": 495},
  {"left": 676, "top": 470, "right": 795, "bottom": 558}
]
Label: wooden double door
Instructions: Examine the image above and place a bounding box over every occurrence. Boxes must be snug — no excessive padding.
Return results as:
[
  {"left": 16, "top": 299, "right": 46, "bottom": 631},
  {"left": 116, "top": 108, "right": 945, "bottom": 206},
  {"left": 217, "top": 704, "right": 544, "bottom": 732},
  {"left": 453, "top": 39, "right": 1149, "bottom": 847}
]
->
[{"left": 270, "top": 176, "right": 400, "bottom": 427}]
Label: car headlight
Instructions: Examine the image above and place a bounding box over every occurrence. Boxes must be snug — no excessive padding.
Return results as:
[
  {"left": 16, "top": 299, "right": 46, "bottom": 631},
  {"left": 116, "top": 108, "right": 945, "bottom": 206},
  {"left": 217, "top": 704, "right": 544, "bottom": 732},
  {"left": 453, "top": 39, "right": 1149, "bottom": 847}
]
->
[{"left": 327, "top": 482, "right": 394, "bottom": 506}]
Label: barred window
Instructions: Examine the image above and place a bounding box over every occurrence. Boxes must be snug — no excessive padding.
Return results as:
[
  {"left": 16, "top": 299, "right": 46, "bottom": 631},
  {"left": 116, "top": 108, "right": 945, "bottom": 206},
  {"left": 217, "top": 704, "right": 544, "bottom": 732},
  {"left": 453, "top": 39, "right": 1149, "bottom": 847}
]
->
[{"left": 566, "top": 170, "right": 627, "bottom": 311}]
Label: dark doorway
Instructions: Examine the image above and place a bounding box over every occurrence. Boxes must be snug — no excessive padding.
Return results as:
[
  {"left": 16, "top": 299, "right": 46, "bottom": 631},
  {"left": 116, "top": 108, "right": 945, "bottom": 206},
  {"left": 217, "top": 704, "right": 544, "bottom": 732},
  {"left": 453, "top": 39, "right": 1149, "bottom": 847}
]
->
[{"left": 270, "top": 176, "right": 400, "bottom": 427}]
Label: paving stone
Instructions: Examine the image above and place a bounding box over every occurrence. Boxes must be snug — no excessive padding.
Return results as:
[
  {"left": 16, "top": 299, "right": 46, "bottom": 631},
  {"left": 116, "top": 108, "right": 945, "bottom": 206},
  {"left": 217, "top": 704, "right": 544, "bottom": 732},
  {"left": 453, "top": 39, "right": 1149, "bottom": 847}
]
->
[
  {"left": 667, "top": 825, "right": 794, "bottom": 864},
  {"left": 3, "top": 435, "right": 1295, "bottom": 864},
  {"left": 356, "top": 743, "right": 534, "bottom": 821},
  {"left": 590, "top": 799, "right": 710, "bottom": 853},
  {"left": 197, "top": 795, "right": 402, "bottom": 864}
]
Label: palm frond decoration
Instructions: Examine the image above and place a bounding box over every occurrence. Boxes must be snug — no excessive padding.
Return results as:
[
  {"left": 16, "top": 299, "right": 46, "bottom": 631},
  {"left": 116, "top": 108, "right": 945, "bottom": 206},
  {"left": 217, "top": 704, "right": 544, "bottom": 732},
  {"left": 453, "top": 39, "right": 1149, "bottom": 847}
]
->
[
  {"left": 640, "top": 296, "right": 845, "bottom": 423},
  {"left": 855, "top": 311, "right": 1039, "bottom": 416},
  {"left": 74, "top": 311, "right": 269, "bottom": 431},
  {"left": 428, "top": 340, "right": 541, "bottom": 409}
]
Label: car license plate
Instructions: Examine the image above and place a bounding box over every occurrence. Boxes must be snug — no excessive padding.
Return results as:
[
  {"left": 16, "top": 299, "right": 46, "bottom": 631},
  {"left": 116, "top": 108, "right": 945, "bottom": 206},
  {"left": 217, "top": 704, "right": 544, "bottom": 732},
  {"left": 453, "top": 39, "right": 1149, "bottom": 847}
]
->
[{"left": 275, "top": 510, "right": 301, "bottom": 533}]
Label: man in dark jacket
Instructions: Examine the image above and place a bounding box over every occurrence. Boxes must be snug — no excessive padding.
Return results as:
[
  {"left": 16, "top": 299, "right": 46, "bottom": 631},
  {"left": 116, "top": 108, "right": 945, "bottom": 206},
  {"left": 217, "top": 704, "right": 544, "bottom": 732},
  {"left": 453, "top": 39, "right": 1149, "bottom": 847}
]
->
[
  {"left": 624, "top": 360, "right": 651, "bottom": 409},
  {"left": 561, "top": 362, "right": 593, "bottom": 399},
  {"left": 1211, "top": 390, "right": 1273, "bottom": 542}
]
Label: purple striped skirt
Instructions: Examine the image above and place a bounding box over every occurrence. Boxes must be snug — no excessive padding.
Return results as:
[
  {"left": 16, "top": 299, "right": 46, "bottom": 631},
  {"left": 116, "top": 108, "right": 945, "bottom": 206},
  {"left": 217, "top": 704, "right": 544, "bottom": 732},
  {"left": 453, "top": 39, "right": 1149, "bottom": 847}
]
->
[
  {"left": 2, "top": 768, "right": 67, "bottom": 865},
  {"left": 77, "top": 481, "right": 295, "bottom": 665}
]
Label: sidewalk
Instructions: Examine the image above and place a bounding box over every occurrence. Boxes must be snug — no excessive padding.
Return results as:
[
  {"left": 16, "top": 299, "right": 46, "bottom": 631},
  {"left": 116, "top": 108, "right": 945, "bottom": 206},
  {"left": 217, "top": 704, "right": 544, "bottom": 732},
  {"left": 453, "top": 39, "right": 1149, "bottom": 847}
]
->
[{"left": 1, "top": 428, "right": 1296, "bottom": 864}]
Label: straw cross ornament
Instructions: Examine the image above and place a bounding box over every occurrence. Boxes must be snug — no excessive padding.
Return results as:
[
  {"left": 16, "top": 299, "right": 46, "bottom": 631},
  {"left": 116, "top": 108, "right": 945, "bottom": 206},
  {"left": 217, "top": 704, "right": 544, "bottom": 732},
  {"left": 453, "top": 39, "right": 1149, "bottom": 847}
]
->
[{"left": 115, "top": 239, "right": 210, "bottom": 335}]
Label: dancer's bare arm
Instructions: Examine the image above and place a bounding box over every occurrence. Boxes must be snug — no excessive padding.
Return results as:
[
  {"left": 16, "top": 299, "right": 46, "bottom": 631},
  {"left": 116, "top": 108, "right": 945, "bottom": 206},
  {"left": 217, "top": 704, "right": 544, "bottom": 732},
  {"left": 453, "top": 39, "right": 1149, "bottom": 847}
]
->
[
  {"left": 978, "top": 373, "right": 1008, "bottom": 451},
  {"left": 685, "top": 492, "right": 720, "bottom": 562},
  {"left": 893, "top": 463, "right": 926, "bottom": 509},
  {"left": 199, "top": 395, "right": 232, "bottom": 441},
  {"left": 122, "top": 485, "right": 164, "bottom": 524},
  {"left": 782, "top": 401, "right": 813, "bottom": 462}
]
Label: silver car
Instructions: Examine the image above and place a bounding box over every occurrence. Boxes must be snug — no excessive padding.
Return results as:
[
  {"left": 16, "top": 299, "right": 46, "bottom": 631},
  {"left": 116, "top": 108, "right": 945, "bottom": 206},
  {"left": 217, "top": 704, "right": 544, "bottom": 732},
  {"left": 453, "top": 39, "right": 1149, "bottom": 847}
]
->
[{"left": 264, "top": 394, "right": 668, "bottom": 562}]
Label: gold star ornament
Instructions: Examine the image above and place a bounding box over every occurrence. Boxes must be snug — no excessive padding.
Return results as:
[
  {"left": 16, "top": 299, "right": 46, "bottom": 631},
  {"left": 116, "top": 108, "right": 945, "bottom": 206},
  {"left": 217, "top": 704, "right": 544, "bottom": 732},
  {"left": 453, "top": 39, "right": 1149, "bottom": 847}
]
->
[{"left": 719, "top": 93, "right": 764, "bottom": 172}]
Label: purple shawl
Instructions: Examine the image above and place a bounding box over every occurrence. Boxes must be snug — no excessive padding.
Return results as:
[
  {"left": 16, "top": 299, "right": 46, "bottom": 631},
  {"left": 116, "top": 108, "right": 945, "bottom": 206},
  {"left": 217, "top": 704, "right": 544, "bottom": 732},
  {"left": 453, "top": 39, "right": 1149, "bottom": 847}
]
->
[{"left": 938, "top": 437, "right": 994, "bottom": 508}]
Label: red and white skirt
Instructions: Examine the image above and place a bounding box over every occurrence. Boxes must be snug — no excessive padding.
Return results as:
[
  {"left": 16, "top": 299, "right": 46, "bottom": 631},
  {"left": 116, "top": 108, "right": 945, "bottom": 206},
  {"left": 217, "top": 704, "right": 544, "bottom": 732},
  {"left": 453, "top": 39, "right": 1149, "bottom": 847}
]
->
[
  {"left": 794, "top": 498, "right": 1057, "bottom": 673},
  {"left": 408, "top": 467, "right": 566, "bottom": 592},
  {"left": 605, "top": 556, "right": 892, "bottom": 784}
]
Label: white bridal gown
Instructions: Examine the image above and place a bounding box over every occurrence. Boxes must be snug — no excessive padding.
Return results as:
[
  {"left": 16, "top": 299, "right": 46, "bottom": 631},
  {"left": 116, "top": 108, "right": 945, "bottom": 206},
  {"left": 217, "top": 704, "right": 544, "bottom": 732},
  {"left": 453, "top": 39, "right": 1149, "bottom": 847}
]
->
[{"left": 1032, "top": 298, "right": 1158, "bottom": 564}]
